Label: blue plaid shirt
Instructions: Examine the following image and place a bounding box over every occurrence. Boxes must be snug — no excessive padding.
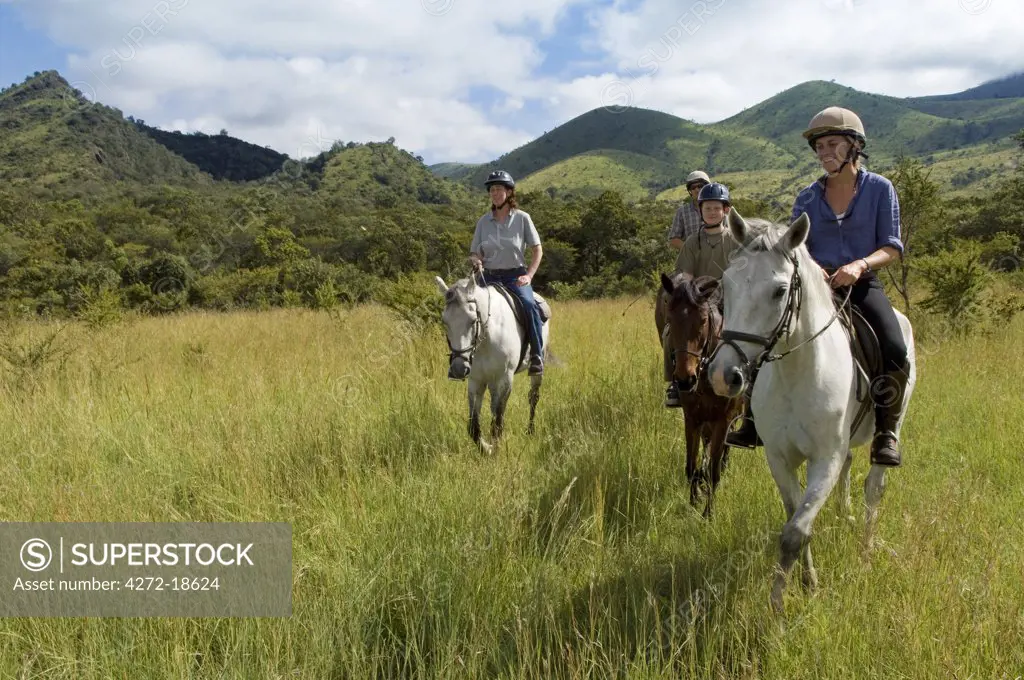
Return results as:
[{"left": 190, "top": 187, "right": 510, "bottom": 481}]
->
[
  {"left": 668, "top": 202, "right": 702, "bottom": 242},
  {"left": 791, "top": 170, "right": 904, "bottom": 269}
]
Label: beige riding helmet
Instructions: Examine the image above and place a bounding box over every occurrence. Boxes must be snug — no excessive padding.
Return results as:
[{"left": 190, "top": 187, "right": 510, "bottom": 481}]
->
[
  {"left": 685, "top": 170, "right": 711, "bottom": 187},
  {"left": 802, "top": 107, "right": 867, "bottom": 149}
]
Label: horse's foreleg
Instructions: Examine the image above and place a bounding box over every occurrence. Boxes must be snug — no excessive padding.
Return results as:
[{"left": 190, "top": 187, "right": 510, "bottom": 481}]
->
[
  {"left": 838, "top": 450, "right": 854, "bottom": 523},
  {"left": 683, "top": 412, "right": 702, "bottom": 508},
  {"left": 467, "top": 378, "right": 486, "bottom": 448},
  {"left": 702, "top": 422, "right": 729, "bottom": 520},
  {"left": 490, "top": 375, "right": 513, "bottom": 445},
  {"left": 864, "top": 464, "right": 887, "bottom": 552},
  {"left": 786, "top": 454, "right": 847, "bottom": 598},
  {"left": 527, "top": 374, "right": 542, "bottom": 435},
  {"left": 766, "top": 452, "right": 804, "bottom": 612}
]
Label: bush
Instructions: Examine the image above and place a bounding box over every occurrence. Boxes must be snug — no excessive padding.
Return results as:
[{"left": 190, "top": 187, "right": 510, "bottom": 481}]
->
[
  {"left": 373, "top": 271, "right": 444, "bottom": 329},
  {"left": 917, "top": 239, "right": 1023, "bottom": 335}
]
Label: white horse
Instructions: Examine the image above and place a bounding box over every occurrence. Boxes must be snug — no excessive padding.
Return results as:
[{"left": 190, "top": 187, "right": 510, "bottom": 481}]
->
[
  {"left": 707, "top": 211, "right": 916, "bottom": 612},
  {"left": 435, "top": 273, "right": 550, "bottom": 452}
]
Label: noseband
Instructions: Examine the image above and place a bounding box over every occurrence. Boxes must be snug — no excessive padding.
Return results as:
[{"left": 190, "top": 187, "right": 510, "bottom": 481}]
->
[
  {"left": 711, "top": 253, "right": 849, "bottom": 384},
  {"left": 675, "top": 311, "right": 722, "bottom": 393},
  {"left": 444, "top": 275, "right": 491, "bottom": 366}
]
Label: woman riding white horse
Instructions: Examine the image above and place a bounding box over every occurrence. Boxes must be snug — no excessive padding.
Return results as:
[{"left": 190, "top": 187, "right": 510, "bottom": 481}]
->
[
  {"left": 435, "top": 170, "right": 549, "bottom": 450},
  {"left": 729, "top": 107, "right": 913, "bottom": 467},
  {"left": 469, "top": 170, "right": 545, "bottom": 376},
  {"left": 707, "top": 107, "right": 917, "bottom": 610}
]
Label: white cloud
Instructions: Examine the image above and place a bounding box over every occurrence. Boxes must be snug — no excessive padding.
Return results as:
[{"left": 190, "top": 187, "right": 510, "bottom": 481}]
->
[
  {"left": 5, "top": 0, "right": 1024, "bottom": 164},
  {"left": 568, "top": 0, "right": 1024, "bottom": 125}
]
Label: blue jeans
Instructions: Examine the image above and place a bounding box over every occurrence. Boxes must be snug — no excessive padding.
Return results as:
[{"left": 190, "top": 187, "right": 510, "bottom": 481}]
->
[{"left": 484, "top": 270, "right": 543, "bottom": 358}]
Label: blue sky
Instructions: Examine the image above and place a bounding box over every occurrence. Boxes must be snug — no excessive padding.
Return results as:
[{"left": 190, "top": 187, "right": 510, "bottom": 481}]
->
[
  {"left": 1, "top": 0, "right": 1022, "bottom": 165},
  {"left": 0, "top": 5, "right": 68, "bottom": 87}
]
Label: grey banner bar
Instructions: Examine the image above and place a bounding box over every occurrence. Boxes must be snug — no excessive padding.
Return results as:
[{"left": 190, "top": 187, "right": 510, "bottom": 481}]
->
[{"left": 1, "top": 523, "right": 291, "bottom": 617}]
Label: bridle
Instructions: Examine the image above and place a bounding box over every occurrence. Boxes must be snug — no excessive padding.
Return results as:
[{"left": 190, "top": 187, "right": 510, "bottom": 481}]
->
[
  {"left": 444, "top": 271, "right": 492, "bottom": 366},
  {"left": 711, "top": 252, "right": 851, "bottom": 384},
  {"left": 671, "top": 305, "right": 722, "bottom": 394}
]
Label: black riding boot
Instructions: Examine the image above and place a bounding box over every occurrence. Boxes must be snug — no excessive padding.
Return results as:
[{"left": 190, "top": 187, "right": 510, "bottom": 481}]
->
[
  {"left": 528, "top": 335, "right": 544, "bottom": 375},
  {"left": 726, "top": 397, "right": 762, "bottom": 449},
  {"left": 870, "top": 361, "right": 910, "bottom": 467}
]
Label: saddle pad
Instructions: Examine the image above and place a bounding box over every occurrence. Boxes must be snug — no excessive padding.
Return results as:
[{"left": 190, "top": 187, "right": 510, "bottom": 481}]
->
[{"left": 490, "top": 283, "right": 550, "bottom": 373}]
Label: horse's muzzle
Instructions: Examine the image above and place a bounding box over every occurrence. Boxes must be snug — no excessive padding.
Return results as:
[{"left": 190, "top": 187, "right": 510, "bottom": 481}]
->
[
  {"left": 448, "top": 357, "right": 471, "bottom": 381},
  {"left": 675, "top": 375, "right": 697, "bottom": 393},
  {"left": 718, "top": 366, "right": 746, "bottom": 398}
]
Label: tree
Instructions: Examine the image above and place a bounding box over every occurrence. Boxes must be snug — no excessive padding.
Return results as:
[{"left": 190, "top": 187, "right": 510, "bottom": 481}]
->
[
  {"left": 889, "top": 156, "right": 942, "bottom": 311},
  {"left": 577, "top": 191, "right": 638, "bottom": 277}
]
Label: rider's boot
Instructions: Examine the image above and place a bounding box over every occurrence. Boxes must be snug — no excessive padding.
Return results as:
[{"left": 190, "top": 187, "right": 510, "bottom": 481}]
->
[
  {"left": 665, "top": 381, "right": 681, "bottom": 408},
  {"left": 529, "top": 351, "right": 544, "bottom": 376},
  {"left": 870, "top": 361, "right": 910, "bottom": 467},
  {"left": 726, "top": 398, "right": 762, "bottom": 449}
]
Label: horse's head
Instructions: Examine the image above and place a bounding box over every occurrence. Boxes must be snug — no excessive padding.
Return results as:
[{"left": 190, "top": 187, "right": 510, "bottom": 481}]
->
[
  {"left": 661, "top": 272, "right": 721, "bottom": 392},
  {"left": 435, "top": 275, "right": 483, "bottom": 380},
  {"left": 708, "top": 210, "right": 819, "bottom": 398}
]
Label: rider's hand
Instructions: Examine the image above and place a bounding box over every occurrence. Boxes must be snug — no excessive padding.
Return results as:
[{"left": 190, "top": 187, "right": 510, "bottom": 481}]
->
[
  {"left": 830, "top": 260, "right": 867, "bottom": 288},
  {"left": 516, "top": 274, "right": 532, "bottom": 287}
]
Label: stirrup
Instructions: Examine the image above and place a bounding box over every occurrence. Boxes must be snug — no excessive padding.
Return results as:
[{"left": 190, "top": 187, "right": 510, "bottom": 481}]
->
[{"left": 726, "top": 417, "right": 761, "bottom": 449}]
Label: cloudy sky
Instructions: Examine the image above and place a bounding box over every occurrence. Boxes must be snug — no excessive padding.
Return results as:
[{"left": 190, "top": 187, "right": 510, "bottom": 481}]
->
[{"left": 1, "top": 0, "right": 1022, "bottom": 165}]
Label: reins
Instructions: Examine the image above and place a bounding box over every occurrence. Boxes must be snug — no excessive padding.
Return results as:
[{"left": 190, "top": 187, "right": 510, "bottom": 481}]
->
[
  {"left": 713, "top": 253, "right": 852, "bottom": 383},
  {"left": 444, "top": 268, "right": 492, "bottom": 365}
]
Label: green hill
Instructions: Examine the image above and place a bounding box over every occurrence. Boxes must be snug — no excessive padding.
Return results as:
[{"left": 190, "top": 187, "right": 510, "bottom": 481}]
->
[
  {"left": 435, "top": 76, "right": 1024, "bottom": 203},
  {"left": 428, "top": 162, "right": 481, "bottom": 181},
  {"left": 313, "top": 139, "right": 476, "bottom": 211},
  {"left": 0, "top": 70, "right": 210, "bottom": 194},
  {"left": 135, "top": 123, "right": 288, "bottom": 182},
  {"left": 517, "top": 149, "right": 679, "bottom": 202},
  {"left": 713, "top": 80, "right": 1021, "bottom": 159},
  {"left": 462, "top": 107, "right": 794, "bottom": 189}
]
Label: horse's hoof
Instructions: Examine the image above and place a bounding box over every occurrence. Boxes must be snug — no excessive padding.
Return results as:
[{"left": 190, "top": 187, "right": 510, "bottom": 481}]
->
[{"left": 801, "top": 567, "right": 818, "bottom": 592}]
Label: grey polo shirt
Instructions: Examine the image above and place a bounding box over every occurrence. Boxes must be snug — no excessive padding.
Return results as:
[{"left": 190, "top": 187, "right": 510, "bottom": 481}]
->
[{"left": 470, "top": 208, "right": 541, "bottom": 270}]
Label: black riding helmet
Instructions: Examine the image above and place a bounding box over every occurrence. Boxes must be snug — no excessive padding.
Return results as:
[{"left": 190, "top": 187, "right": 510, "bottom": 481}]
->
[
  {"left": 484, "top": 170, "right": 515, "bottom": 189},
  {"left": 697, "top": 182, "right": 731, "bottom": 206}
]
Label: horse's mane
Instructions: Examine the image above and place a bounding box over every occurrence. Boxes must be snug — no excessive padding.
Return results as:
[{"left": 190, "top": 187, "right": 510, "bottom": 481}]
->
[
  {"left": 738, "top": 217, "right": 832, "bottom": 311},
  {"left": 667, "top": 272, "right": 722, "bottom": 311}
]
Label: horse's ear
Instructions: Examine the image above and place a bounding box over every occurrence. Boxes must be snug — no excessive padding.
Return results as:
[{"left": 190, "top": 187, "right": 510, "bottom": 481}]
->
[
  {"left": 695, "top": 275, "right": 720, "bottom": 301},
  {"left": 434, "top": 276, "right": 449, "bottom": 296},
  {"left": 783, "top": 212, "right": 811, "bottom": 252},
  {"left": 661, "top": 272, "right": 675, "bottom": 295},
  {"left": 727, "top": 209, "right": 749, "bottom": 245}
]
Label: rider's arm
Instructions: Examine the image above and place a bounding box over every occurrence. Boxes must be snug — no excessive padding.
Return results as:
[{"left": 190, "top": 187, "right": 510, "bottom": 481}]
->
[
  {"left": 860, "top": 246, "right": 900, "bottom": 273},
  {"left": 522, "top": 213, "right": 542, "bottom": 281},
  {"left": 676, "top": 239, "right": 695, "bottom": 276},
  {"left": 668, "top": 206, "right": 685, "bottom": 251},
  {"left": 469, "top": 218, "right": 485, "bottom": 268},
  {"left": 872, "top": 179, "right": 904, "bottom": 266},
  {"left": 526, "top": 244, "right": 543, "bottom": 281}
]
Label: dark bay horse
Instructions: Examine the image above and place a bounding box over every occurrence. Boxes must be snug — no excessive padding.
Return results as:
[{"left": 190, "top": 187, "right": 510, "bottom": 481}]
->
[{"left": 656, "top": 272, "right": 743, "bottom": 519}]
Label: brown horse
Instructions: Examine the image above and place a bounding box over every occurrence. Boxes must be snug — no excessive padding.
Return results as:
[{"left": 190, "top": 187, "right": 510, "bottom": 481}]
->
[{"left": 656, "top": 272, "right": 743, "bottom": 518}]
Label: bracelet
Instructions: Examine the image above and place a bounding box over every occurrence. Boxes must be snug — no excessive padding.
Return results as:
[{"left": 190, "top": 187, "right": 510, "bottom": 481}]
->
[{"left": 861, "top": 258, "right": 872, "bottom": 272}]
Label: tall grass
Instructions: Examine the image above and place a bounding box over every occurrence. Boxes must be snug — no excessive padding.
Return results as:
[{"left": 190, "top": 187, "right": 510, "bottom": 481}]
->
[{"left": 0, "top": 300, "right": 1021, "bottom": 679}]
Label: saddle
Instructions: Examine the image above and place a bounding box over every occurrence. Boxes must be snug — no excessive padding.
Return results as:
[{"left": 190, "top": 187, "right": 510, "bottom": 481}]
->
[
  {"left": 490, "top": 283, "right": 551, "bottom": 374},
  {"left": 833, "top": 290, "right": 883, "bottom": 435}
]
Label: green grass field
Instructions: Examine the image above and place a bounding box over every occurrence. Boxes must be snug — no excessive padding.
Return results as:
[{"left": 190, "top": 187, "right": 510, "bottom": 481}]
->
[{"left": 1, "top": 301, "right": 1022, "bottom": 678}]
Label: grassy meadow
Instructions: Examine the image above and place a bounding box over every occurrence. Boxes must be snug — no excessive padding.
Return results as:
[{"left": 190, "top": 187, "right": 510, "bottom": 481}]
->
[{"left": 0, "top": 298, "right": 1022, "bottom": 678}]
